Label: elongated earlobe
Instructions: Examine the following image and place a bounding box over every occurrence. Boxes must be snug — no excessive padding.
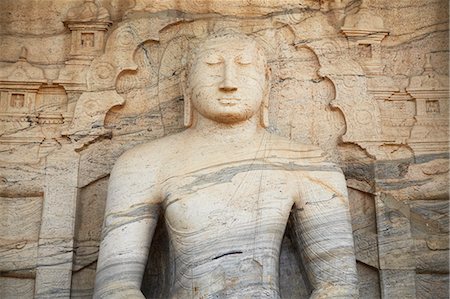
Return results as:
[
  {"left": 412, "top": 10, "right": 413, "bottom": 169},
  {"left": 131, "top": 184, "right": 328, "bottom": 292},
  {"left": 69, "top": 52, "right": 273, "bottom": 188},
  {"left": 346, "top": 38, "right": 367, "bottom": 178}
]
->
[
  {"left": 260, "top": 66, "right": 271, "bottom": 128},
  {"left": 260, "top": 101, "right": 269, "bottom": 128},
  {"left": 184, "top": 95, "right": 193, "bottom": 127},
  {"left": 181, "top": 69, "right": 193, "bottom": 127}
]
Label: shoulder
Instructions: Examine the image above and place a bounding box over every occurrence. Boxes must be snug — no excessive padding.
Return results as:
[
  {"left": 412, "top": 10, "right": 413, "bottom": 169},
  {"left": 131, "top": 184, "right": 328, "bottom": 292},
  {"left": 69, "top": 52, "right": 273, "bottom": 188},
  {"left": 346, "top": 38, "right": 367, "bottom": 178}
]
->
[
  {"left": 113, "top": 132, "right": 185, "bottom": 171},
  {"left": 265, "top": 135, "right": 349, "bottom": 200},
  {"left": 108, "top": 132, "right": 186, "bottom": 200},
  {"left": 263, "top": 133, "right": 345, "bottom": 180},
  {"left": 264, "top": 133, "right": 328, "bottom": 163}
]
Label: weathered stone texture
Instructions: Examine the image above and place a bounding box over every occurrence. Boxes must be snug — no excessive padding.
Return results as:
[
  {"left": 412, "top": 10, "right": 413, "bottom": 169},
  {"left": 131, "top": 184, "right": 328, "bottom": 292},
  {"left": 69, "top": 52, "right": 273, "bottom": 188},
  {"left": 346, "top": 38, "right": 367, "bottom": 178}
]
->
[
  {"left": 0, "top": 0, "right": 448, "bottom": 297},
  {"left": 0, "top": 196, "right": 42, "bottom": 272},
  {"left": 0, "top": 277, "right": 35, "bottom": 299}
]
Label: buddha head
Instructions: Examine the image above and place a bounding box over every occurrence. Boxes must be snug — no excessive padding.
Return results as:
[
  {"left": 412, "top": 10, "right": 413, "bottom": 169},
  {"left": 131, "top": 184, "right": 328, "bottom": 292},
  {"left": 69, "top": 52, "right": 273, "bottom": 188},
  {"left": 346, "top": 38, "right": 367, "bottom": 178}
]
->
[{"left": 183, "top": 32, "right": 271, "bottom": 128}]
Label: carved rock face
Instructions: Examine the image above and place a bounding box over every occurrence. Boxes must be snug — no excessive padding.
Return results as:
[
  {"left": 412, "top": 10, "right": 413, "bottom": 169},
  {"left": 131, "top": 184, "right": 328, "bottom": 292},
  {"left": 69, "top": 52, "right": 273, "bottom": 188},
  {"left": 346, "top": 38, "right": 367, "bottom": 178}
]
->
[{"left": 187, "top": 35, "right": 267, "bottom": 125}]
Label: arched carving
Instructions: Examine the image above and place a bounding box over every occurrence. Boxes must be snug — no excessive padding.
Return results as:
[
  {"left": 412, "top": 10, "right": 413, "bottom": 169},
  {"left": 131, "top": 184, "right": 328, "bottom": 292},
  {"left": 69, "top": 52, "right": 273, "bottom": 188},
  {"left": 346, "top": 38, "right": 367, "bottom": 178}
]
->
[
  {"left": 76, "top": 13, "right": 386, "bottom": 299},
  {"left": 68, "top": 16, "right": 184, "bottom": 141},
  {"left": 95, "top": 15, "right": 380, "bottom": 148},
  {"left": 86, "top": 16, "right": 185, "bottom": 91},
  {"left": 303, "top": 39, "right": 382, "bottom": 144}
]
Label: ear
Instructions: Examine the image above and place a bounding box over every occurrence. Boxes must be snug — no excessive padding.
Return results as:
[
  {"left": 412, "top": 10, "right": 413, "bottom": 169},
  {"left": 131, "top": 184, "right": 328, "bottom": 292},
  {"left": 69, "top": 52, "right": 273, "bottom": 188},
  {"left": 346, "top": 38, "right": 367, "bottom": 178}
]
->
[
  {"left": 181, "top": 69, "right": 193, "bottom": 127},
  {"left": 260, "top": 66, "right": 271, "bottom": 128}
]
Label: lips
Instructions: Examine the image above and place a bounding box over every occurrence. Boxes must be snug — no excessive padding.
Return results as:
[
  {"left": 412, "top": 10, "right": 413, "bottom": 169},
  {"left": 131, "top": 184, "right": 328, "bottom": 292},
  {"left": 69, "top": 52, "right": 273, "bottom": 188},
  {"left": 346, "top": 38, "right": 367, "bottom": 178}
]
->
[{"left": 218, "top": 98, "right": 240, "bottom": 105}]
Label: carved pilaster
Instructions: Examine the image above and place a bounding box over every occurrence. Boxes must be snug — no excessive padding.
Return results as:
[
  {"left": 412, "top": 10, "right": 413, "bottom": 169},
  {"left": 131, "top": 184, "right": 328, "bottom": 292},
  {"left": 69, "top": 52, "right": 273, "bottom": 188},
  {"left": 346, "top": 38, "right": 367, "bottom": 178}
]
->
[
  {"left": 0, "top": 47, "right": 69, "bottom": 162},
  {"left": 341, "top": 0, "right": 389, "bottom": 76},
  {"left": 407, "top": 54, "right": 449, "bottom": 155},
  {"left": 64, "top": 0, "right": 112, "bottom": 65}
]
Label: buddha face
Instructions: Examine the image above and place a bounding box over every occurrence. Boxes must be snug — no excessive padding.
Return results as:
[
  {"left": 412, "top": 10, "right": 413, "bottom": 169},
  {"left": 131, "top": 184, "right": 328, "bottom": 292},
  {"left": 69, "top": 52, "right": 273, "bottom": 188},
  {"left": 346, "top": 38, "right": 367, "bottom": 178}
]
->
[{"left": 186, "top": 35, "right": 268, "bottom": 125}]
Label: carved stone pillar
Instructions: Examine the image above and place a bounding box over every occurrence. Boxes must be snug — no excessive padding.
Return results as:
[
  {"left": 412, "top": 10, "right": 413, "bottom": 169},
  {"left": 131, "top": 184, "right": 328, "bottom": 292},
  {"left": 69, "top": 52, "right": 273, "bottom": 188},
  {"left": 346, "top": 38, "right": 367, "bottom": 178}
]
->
[{"left": 35, "top": 150, "right": 79, "bottom": 298}]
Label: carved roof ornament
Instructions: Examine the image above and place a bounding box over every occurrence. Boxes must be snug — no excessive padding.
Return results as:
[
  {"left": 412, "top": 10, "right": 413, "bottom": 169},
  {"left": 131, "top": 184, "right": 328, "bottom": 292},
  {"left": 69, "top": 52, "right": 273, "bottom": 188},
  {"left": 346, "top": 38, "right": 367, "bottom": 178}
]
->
[
  {"left": 64, "top": 0, "right": 112, "bottom": 64},
  {"left": 0, "top": 47, "right": 46, "bottom": 83},
  {"left": 341, "top": 0, "right": 389, "bottom": 76},
  {"left": 407, "top": 53, "right": 449, "bottom": 154},
  {"left": 0, "top": 46, "right": 69, "bottom": 156},
  {"left": 18, "top": 47, "right": 28, "bottom": 61},
  {"left": 341, "top": 0, "right": 389, "bottom": 43},
  {"left": 65, "top": 0, "right": 111, "bottom": 23},
  {"left": 408, "top": 54, "right": 449, "bottom": 91}
]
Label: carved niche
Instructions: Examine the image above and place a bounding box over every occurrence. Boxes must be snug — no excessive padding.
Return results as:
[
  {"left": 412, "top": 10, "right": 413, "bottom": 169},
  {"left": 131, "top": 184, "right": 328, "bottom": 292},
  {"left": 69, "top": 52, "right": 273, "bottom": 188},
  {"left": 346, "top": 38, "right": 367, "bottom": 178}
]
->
[{"left": 69, "top": 9, "right": 387, "bottom": 297}]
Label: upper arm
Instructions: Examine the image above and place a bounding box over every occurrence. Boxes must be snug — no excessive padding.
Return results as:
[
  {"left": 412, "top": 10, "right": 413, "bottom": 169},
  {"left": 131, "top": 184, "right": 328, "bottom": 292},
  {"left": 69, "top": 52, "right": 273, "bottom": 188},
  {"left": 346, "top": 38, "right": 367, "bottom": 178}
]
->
[
  {"left": 289, "top": 162, "right": 357, "bottom": 292},
  {"left": 293, "top": 163, "right": 349, "bottom": 208},
  {"left": 106, "top": 148, "right": 161, "bottom": 214},
  {"left": 94, "top": 147, "right": 162, "bottom": 297},
  {"left": 101, "top": 147, "right": 162, "bottom": 252}
]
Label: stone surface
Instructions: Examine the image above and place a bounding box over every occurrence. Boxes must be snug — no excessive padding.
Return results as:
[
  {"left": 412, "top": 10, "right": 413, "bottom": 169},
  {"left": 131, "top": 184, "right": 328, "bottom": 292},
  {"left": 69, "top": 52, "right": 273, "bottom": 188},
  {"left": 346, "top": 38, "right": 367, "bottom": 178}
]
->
[
  {"left": 0, "top": 0, "right": 448, "bottom": 298},
  {"left": 0, "top": 196, "right": 42, "bottom": 272},
  {"left": 0, "top": 277, "right": 35, "bottom": 299},
  {"left": 94, "top": 33, "right": 358, "bottom": 298}
]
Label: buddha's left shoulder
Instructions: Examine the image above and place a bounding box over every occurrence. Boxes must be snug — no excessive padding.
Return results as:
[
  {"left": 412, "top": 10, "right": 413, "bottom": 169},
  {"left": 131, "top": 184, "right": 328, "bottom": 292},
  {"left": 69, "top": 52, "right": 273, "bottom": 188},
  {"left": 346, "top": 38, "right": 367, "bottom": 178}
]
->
[{"left": 264, "top": 133, "right": 328, "bottom": 163}]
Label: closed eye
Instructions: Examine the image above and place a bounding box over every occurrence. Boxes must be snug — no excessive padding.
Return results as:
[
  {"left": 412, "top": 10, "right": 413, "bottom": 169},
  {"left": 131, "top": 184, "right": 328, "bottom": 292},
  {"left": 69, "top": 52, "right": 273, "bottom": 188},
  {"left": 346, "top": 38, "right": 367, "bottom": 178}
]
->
[
  {"left": 236, "top": 54, "right": 252, "bottom": 65},
  {"left": 206, "top": 60, "right": 222, "bottom": 65},
  {"left": 204, "top": 55, "right": 223, "bottom": 65}
]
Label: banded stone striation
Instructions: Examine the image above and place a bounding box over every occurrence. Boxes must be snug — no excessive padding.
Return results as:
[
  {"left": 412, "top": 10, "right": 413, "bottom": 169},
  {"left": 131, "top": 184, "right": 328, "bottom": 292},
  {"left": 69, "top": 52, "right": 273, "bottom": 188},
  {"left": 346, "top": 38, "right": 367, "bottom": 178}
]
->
[
  {"left": 95, "top": 131, "right": 358, "bottom": 298},
  {"left": 94, "top": 32, "right": 358, "bottom": 299}
]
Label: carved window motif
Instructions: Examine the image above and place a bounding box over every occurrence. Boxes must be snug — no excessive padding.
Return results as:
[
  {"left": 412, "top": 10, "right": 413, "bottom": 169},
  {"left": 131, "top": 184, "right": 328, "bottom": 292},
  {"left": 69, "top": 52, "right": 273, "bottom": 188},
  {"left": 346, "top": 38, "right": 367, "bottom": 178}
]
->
[
  {"left": 393, "top": 102, "right": 406, "bottom": 112},
  {"left": 10, "top": 93, "right": 25, "bottom": 108},
  {"left": 81, "top": 33, "right": 95, "bottom": 48},
  {"left": 426, "top": 100, "right": 440, "bottom": 113},
  {"left": 357, "top": 44, "right": 371, "bottom": 58}
]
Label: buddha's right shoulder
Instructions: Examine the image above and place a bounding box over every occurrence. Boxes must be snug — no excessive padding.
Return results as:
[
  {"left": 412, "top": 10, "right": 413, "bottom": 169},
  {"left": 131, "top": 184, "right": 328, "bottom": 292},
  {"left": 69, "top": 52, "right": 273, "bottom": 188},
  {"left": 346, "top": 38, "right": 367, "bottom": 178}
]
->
[
  {"left": 114, "top": 132, "right": 185, "bottom": 168},
  {"left": 108, "top": 136, "right": 185, "bottom": 204}
]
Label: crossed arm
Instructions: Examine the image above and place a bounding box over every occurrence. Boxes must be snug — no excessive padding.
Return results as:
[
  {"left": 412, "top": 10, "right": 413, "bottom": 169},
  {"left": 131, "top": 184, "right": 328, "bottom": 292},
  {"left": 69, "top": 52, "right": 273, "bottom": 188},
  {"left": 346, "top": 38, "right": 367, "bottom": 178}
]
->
[
  {"left": 93, "top": 152, "right": 160, "bottom": 299},
  {"left": 290, "top": 165, "right": 359, "bottom": 298}
]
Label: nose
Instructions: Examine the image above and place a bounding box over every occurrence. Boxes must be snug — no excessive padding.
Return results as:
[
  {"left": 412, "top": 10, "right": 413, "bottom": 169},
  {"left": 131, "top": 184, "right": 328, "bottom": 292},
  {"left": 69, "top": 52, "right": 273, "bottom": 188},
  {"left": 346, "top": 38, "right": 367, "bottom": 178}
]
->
[{"left": 219, "top": 62, "right": 238, "bottom": 92}]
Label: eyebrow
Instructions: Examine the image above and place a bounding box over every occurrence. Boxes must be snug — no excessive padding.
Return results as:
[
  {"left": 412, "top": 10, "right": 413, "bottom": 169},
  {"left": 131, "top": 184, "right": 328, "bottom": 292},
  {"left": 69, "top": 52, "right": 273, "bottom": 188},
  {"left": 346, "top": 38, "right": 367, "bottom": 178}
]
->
[
  {"left": 201, "top": 43, "right": 249, "bottom": 52},
  {"left": 201, "top": 49, "right": 254, "bottom": 59},
  {"left": 195, "top": 49, "right": 220, "bottom": 59}
]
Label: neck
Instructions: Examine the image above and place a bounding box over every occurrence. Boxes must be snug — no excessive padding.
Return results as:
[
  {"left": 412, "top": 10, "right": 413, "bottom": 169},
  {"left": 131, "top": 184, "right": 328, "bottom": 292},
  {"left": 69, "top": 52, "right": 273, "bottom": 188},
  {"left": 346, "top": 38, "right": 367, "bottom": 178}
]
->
[{"left": 188, "top": 113, "right": 265, "bottom": 144}]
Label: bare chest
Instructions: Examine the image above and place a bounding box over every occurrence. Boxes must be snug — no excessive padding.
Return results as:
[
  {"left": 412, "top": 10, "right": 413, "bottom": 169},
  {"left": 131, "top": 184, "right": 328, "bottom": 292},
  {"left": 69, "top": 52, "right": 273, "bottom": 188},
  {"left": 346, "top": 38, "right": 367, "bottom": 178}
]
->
[{"left": 162, "top": 163, "right": 295, "bottom": 234}]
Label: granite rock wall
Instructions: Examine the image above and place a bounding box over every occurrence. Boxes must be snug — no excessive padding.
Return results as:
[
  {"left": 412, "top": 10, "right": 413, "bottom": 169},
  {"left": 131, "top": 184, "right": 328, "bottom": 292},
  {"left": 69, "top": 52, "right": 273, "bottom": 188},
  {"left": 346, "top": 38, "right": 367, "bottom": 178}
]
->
[{"left": 0, "top": 0, "right": 448, "bottom": 298}]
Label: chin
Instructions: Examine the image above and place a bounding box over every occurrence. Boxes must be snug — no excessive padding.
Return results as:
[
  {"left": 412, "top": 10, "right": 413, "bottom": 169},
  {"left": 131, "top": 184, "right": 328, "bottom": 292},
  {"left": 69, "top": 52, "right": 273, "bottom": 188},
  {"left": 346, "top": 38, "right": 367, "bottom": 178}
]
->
[{"left": 211, "top": 112, "right": 253, "bottom": 124}]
